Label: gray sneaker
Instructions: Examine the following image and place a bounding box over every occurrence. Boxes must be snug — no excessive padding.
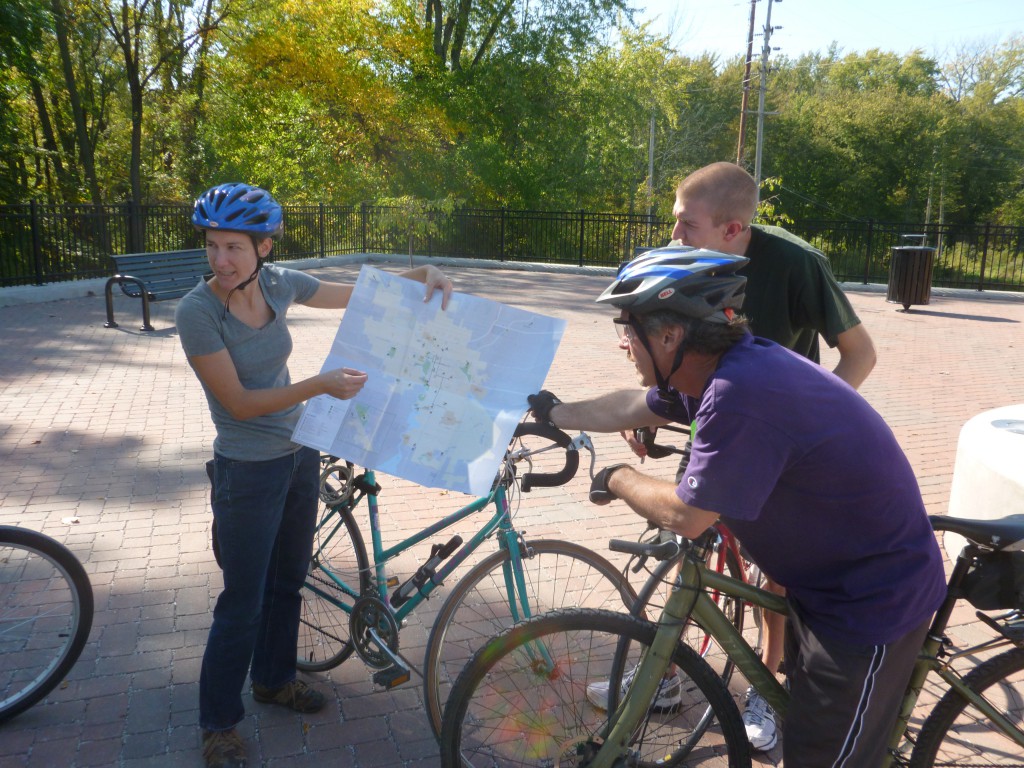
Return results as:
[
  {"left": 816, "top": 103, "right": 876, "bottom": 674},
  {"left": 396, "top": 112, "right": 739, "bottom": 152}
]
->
[
  {"left": 741, "top": 686, "right": 778, "bottom": 751},
  {"left": 586, "top": 665, "right": 682, "bottom": 712}
]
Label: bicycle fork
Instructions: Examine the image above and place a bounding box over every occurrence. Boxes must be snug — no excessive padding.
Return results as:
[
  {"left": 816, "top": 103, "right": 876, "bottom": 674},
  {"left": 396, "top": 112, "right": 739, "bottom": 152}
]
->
[
  {"left": 589, "top": 558, "right": 706, "bottom": 768},
  {"left": 590, "top": 558, "right": 791, "bottom": 768}
]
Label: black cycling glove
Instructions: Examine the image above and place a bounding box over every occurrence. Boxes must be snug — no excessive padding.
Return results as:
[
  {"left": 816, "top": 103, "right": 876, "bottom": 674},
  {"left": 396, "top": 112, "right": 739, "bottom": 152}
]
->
[
  {"left": 589, "top": 463, "right": 630, "bottom": 504},
  {"left": 528, "top": 390, "right": 562, "bottom": 426}
]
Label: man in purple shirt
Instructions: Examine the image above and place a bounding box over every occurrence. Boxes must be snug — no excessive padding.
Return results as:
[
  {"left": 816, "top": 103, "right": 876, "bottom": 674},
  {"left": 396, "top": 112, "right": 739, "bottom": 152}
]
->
[{"left": 528, "top": 246, "right": 945, "bottom": 766}]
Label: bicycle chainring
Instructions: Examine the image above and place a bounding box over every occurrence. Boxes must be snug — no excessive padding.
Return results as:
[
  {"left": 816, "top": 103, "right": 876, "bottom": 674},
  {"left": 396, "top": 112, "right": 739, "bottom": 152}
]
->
[{"left": 349, "top": 596, "right": 400, "bottom": 669}]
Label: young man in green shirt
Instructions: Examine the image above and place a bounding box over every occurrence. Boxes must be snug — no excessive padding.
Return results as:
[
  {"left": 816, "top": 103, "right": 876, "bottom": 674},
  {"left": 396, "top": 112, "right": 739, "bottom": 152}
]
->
[{"left": 672, "top": 162, "right": 875, "bottom": 386}]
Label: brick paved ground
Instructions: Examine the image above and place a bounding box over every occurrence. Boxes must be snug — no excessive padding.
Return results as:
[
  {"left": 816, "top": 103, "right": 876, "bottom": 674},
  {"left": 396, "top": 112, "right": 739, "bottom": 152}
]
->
[{"left": 1, "top": 257, "right": 1022, "bottom": 767}]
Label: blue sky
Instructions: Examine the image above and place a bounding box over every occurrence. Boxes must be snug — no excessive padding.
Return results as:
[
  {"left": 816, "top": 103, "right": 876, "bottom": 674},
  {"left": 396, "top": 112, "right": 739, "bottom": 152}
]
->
[{"left": 631, "top": 0, "right": 1022, "bottom": 61}]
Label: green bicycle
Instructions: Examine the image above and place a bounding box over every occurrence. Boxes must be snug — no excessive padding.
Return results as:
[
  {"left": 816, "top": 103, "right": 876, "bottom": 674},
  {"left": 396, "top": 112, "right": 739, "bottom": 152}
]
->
[
  {"left": 297, "top": 420, "right": 639, "bottom": 738},
  {"left": 441, "top": 513, "right": 1024, "bottom": 766}
]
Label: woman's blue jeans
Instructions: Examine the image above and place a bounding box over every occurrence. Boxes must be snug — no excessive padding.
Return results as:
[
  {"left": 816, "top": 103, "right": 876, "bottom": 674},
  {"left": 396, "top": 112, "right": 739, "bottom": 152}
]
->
[{"left": 199, "top": 446, "right": 320, "bottom": 731}]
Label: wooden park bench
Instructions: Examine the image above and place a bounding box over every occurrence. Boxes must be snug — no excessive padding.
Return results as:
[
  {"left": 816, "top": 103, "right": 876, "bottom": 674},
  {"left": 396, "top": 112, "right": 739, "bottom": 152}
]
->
[{"left": 104, "top": 249, "right": 209, "bottom": 331}]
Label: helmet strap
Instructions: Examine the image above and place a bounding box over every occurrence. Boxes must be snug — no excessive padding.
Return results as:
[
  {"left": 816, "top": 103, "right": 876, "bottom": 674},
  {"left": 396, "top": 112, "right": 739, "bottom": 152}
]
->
[
  {"left": 667, "top": 343, "right": 687, "bottom": 387},
  {"left": 631, "top": 322, "right": 684, "bottom": 399},
  {"left": 221, "top": 263, "right": 262, "bottom": 318}
]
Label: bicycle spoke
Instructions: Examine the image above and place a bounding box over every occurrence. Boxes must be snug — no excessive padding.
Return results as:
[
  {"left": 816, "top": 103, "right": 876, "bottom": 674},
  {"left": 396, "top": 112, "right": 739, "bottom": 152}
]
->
[
  {"left": 0, "top": 527, "right": 93, "bottom": 723},
  {"left": 442, "top": 610, "right": 749, "bottom": 767}
]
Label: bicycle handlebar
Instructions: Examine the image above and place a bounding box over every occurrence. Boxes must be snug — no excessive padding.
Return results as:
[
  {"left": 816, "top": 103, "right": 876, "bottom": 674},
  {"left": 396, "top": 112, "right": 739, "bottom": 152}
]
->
[
  {"left": 608, "top": 537, "right": 681, "bottom": 562},
  {"left": 512, "top": 421, "right": 580, "bottom": 492}
]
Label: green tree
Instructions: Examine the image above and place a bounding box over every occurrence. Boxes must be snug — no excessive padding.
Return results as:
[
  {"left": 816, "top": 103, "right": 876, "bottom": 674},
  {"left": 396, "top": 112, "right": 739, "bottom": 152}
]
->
[
  {"left": 51, "top": 0, "right": 108, "bottom": 205},
  {"left": 91, "top": 0, "right": 224, "bottom": 211},
  {"left": 2, "top": 0, "right": 1020, "bottom": 232},
  {"left": 377, "top": 194, "right": 461, "bottom": 265},
  {"left": 764, "top": 50, "right": 948, "bottom": 222},
  {"left": 423, "top": 0, "right": 629, "bottom": 73},
  {"left": 0, "top": 0, "right": 71, "bottom": 201},
  {"left": 200, "top": 0, "right": 456, "bottom": 201}
]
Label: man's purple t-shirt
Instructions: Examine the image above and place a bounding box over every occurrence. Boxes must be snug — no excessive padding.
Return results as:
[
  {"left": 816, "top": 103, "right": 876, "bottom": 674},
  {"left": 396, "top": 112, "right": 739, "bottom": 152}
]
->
[{"left": 647, "top": 334, "right": 946, "bottom": 645}]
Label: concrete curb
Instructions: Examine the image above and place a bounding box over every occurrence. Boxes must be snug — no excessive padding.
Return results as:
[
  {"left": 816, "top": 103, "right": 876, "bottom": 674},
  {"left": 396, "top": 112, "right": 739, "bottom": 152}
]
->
[{"left": 0, "top": 254, "right": 620, "bottom": 309}]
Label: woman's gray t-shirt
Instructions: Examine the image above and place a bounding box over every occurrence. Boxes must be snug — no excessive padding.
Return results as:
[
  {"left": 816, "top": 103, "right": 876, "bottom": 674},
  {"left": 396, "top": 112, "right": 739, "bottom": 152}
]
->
[{"left": 175, "top": 264, "right": 320, "bottom": 461}]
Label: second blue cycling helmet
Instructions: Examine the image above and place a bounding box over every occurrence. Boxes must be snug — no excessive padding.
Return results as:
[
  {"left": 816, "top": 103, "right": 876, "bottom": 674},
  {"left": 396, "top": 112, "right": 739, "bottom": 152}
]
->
[
  {"left": 191, "top": 183, "right": 283, "bottom": 237},
  {"left": 597, "top": 246, "right": 749, "bottom": 397},
  {"left": 596, "top": 246, "right": 748, "bottom": 323}
]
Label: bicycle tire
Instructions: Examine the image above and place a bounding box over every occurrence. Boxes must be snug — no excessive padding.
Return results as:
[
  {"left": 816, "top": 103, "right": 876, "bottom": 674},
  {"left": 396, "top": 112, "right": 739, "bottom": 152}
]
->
[
  {"left": 0, "top": 526, "right": 94, "bottom": 723},
  {"left": 625, "top": 537, "right": 746, "bottom": 685},
  {"left": 296, "top": 502, "right": 371, "bottom": 672},
  {"left": 439, "top": 608, "right": 750, "bottom": 768},
  {"left": 423, "top": 540, "right": 638, "bottom": 739},
  {"left": 909, "top": 645, "right": 1024, "bottom": 766}
]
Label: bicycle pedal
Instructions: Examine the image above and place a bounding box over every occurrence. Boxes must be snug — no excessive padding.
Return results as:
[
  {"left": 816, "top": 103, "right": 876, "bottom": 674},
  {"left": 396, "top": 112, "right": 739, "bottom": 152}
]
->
[
  {"left": 386, "top": 576, "right": 400, "bottom": 588},
  {"left": 373, "top": 665, "right": 411, "bottom": 690}
]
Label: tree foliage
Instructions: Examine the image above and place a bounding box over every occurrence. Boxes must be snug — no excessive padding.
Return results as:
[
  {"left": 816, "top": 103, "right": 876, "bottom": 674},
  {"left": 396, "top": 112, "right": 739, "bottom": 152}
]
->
[{"left": 0, "top": 2, "right": 1021, "bottom": 229}]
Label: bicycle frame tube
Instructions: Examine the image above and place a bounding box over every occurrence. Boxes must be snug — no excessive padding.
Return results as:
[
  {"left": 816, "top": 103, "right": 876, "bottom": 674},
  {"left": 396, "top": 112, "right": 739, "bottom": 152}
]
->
[
  {"left": 694, "top": 567, "right": 790, "bottom": 716},
  {"left": 369, "top": 482, "right": 513, "bottom": 622},
  {"left": 593, "top": 556, "right": 707, "bottom": 768},
  {"left": 489, "top": 491, "right": 562, "bottom": 672},
  {"left": 710, "top": 544, "right": 1024, "bottom": 763},
  {"left": 883, "top": 553, "right": 1024, "bottom": 761},
  {"left": 374, "top": 489, "right": 496, "bottom": 564},
  {"left": 591, "top": 551, "right": 790, "bottom": 768},
  {"left": 494, "top": 495, "right": 534, "bottom": 624},
  {"left": 884, "top": 558, "right": 966, "bottom": 759}
]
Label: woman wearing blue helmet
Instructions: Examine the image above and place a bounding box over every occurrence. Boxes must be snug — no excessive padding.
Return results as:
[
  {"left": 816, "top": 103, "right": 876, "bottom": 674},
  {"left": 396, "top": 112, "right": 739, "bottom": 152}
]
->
[{"left": 176, "top": 183, "right": 453, "bottom": 768}]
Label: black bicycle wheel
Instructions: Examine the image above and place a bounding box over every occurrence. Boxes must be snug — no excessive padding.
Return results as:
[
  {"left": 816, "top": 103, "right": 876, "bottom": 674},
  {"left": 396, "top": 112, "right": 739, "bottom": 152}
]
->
[
  {"left": 440, "top": 608, "right": 750, "bottom": 768},
  {"left": 0, "top": 526, "right": 94, "bottom": 723},
  {"left": 625, "top": 536, "right": 746, "bottom": 685},
  {"left": 296, "top": 502, "right": 370, "bottom": 672},
  {"left": 423, "top": 540, "right": 638, "bottom": 739},
  {"left": 909, "top": 645, "right": 1024, "bottom": 766}
]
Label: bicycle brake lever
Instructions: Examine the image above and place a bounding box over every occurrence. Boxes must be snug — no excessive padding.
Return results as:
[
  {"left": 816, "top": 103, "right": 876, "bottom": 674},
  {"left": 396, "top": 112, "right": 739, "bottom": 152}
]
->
[
  {"left": 569, "top": 432, "right": 598, "bottom": 480},
  {"left": 570, "top": 432, "right": 594, "bottom": 453}
]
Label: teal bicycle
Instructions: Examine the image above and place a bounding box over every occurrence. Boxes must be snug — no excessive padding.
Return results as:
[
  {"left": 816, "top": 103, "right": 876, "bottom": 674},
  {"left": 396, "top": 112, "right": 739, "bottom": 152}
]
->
[{"left": 296, "top": 420, "right": 638, "bottom": 738}]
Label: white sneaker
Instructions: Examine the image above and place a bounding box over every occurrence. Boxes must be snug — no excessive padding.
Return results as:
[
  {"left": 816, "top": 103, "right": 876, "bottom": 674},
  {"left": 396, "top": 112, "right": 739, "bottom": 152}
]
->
[
  {"left": 741, "top": 686, "right": 778, "bottom": 751},
  {"left": 586, "top": 665, "right": 682, "bottom": 712}
]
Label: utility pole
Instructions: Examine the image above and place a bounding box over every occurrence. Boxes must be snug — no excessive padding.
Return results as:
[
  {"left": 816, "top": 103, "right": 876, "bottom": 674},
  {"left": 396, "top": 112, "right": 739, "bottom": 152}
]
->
[
  {"left": 753, "top": 0, "right": 780, "bottom": 190},
  {"left": 736, "top": 0, "right": 758, "bottom": 166},
  {"left": 647, "top": 109, "right": 655, "bottom": 220}
]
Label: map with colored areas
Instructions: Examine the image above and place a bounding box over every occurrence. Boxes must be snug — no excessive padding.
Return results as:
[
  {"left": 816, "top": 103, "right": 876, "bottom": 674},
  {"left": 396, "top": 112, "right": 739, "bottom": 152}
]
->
[{"left": 292, "top": 266, "right": 566, "bottom": 495}]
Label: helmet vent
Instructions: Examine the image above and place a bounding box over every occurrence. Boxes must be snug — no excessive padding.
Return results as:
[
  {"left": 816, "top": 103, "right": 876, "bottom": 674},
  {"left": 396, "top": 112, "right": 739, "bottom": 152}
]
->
[{"left": 191, "top": 183, "right": 283, "bottom": 236}]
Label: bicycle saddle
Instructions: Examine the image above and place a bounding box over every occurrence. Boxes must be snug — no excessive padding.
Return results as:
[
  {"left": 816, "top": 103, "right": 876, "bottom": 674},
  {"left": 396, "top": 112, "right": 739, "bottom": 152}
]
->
[{"left": 930, "top": 514, "right": 1024, "bottom": 551}]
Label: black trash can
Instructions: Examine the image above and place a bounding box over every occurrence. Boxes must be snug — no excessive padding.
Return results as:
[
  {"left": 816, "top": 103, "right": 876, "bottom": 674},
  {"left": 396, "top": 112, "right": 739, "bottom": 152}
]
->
[{"left": 887, "top": 245, "right": 936, "bottom": 311}]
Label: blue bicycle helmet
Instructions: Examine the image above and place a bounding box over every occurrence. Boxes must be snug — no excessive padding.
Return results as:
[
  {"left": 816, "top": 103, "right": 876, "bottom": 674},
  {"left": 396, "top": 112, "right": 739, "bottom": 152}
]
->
[
  {"left": 597, "top": 246, "right": 748, "bottom": 323},
  {"left": 191, "top": 183, "right": 283, "bottom": 237}
]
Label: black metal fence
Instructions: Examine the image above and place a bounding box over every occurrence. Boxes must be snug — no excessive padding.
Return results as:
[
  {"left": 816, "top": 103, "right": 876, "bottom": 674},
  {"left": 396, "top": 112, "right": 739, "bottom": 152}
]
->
[{"left": 2, "top": 201, "right": 1022, "bottom": 292}]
